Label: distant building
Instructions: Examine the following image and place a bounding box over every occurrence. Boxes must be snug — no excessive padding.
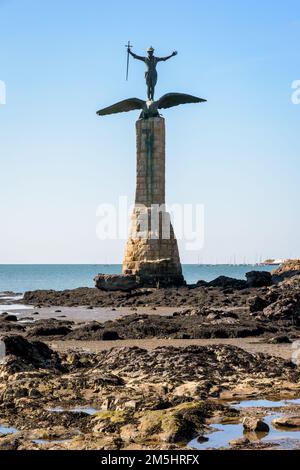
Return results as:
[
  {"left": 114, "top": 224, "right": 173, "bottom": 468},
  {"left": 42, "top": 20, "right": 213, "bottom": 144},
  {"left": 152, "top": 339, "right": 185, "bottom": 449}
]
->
[{"left": 262, "top": 258, "right": 285, "bottom": 266}]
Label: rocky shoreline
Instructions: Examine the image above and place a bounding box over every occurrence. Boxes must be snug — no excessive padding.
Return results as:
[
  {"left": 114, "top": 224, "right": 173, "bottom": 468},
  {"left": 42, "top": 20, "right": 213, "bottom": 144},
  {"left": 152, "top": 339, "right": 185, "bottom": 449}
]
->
[
  {"left": 1, "top": 335, "right": 300, "bottom": 450},
  {"left": 11, "top": 268, "right": 300, "bottom": 343},
  {"left": 1, "top": 263, "right": 300, "bottom": 450}
]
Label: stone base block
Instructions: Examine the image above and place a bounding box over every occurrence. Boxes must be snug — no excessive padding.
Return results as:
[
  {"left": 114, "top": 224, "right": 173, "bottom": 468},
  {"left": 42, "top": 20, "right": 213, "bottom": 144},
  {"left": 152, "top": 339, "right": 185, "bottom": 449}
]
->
[
  {"left": 136, "top": 259, "right": 185, "bottom": 287},
  {"left": 122, "top": 206, "right": 185, "bottom": 287},
  {"left": 94, "top": 274, "right": 140, "bottom": 291}
]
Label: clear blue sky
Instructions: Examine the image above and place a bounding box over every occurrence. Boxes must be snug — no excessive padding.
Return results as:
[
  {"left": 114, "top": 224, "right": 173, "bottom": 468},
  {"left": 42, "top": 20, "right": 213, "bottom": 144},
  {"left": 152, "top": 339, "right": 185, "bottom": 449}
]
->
[{"left": 0, "top": 0, "right": 299, "bottom": 264}]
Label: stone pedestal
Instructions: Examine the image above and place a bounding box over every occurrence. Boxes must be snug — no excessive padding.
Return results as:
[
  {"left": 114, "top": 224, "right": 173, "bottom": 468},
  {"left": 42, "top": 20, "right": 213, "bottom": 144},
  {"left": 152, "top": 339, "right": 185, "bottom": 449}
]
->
[{"left": 122, "top": 117, "right": 184, "bottom": 287}]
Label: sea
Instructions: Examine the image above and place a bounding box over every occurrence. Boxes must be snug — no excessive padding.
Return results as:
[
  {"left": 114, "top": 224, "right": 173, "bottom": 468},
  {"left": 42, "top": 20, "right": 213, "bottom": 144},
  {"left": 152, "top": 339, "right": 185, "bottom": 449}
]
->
[{"left": 0, "top": 264, "right": 278, "bottom": 294}]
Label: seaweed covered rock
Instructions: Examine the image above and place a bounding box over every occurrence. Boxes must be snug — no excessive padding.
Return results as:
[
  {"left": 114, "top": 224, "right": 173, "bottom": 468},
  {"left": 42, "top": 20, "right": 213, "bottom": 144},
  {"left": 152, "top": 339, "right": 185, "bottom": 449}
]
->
[
  {"left": 27, "top": 319, "right": 72, "bottom": 338},
  {"left": 92, "top": 402, "right": 210, "bottom": 445},
  {"left": 0, "top": 335, "right": 62, "bottom": 371},
  {"left": 263, "top": 293, "right": 300, "bottom": 321}
]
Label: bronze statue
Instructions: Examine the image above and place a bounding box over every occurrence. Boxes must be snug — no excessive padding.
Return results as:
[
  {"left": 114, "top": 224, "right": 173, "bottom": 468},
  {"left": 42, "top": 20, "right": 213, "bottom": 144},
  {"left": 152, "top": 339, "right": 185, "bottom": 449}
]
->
[
  {"left": 96, "top": 43, "right": 206, "bottom": 119},
  {"left": 128, "top": 46, "right": 177, "bottom": 100}
]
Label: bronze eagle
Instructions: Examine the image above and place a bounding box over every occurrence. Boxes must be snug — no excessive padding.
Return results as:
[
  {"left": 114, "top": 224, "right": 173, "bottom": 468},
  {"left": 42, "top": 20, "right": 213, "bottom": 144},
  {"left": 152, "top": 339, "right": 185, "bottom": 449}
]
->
[{"left": 97, "top": 93, "right": 206, "bottom": 119}]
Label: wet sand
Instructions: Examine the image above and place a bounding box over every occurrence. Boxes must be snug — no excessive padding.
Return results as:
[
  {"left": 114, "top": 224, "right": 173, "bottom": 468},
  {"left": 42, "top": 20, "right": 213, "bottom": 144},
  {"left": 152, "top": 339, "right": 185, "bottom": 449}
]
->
[{"left": 6, "top": 305, "right": 177, "bottom": 323}]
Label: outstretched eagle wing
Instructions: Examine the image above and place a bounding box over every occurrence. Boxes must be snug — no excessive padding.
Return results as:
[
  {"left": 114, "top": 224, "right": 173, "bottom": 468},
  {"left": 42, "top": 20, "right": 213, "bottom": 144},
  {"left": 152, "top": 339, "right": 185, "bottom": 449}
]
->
[
  {"left": 157, "top": 93, "right": 206, "bottom": 110},
  {"left": 97, "top": 98, "right": 145, "bottom": 116}
]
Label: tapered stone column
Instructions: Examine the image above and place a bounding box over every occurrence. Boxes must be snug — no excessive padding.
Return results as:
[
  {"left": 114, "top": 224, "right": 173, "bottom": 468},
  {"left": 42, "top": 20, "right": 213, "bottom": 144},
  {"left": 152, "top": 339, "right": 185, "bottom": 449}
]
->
[{"left": 122, "top": 117, "right": 184, "bottom": 287}]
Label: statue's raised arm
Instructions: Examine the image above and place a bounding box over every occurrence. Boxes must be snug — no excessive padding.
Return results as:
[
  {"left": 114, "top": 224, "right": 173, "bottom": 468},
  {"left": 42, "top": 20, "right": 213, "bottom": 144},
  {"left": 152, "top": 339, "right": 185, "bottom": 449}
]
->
[
  {"left": 128, "top": 48, "right": 145, "bottom": 62},
  {"left": 157, "top": 51, "right": 178, "bottom": 62}
]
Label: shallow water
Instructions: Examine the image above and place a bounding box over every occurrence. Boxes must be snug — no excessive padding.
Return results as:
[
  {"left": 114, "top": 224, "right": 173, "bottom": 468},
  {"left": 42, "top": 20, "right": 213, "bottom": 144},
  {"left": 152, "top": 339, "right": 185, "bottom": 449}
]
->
[
  {"left": 233, "top": 398, "right": 300, "bottom": 409},
  {"left": 33, "top": 438, "right": 71, "bottom": 445},
  {"left": 0, "top": 295, "right": 23, "bottom": 301},
  {"left": 0, "top": 293, "right": 33, "bottom": 314},
  {"left": 0, "top": 304, "right": 32, "bottom": 313},
  {"left": 70, "top": 407, "right": 99, "bottom": 415},
  {"left": 0, "top": 425, "right": 18, "bottom": 435},
  {"left": 47, "top": 406, "right": 99, "bottom": 416},
  {"left": 189, "top": 398, "right": 300, "bottom": 450}
]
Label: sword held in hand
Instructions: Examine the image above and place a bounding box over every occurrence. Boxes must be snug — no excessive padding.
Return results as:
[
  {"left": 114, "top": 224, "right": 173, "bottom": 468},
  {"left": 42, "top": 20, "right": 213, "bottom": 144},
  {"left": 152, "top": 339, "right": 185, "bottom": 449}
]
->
[{"left": 125, "top": 40, "right": 132, "bottom": 81}]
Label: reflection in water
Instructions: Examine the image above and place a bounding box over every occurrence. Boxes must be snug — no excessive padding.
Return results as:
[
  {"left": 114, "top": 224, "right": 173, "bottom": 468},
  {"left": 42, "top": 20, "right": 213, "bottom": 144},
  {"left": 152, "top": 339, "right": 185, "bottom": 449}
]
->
[
  {"left": 0, "top": 425, "right": 18, "bottom": 435},
  {"left": 47, "top": 406, "right": 99, "bottom": 415},
  {"left": 189, "top": 399, "right": 300, "bottom": 450}
]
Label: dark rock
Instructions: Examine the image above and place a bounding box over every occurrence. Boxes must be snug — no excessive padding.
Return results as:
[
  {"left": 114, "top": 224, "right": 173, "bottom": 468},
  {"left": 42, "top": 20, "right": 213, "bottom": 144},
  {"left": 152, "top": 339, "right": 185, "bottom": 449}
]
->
[
  {"left": 67, "top": 321, "right": 104, "bottom": 340},
  {"left": 242, "top": 417, "right": 269, "bottom": 432},
  {"left": 197, "top": 435, "right": 209, "bottom": 444},
  {"left": 28, "top": 325, "right": 71, "bottom": 337},
  {"left": 248, "top": 296, "right": 270, "bottom": 313},
  {"left": 67, "top": 326, "right": 120, "bottom": 341},
  {"left": 18, "top": 276, "right": 300, "bottom": 349},
  {"left": 208, "top": 276, "right": 247, "bottom": 290},
  {"left": 0, "top": 335, "right": 62, "bottom": 370},
  {"left": 246, "top": 271, "right": 272, "bottom": 288},
  {"left": 25, "top": 319, "right": 73, "bottom": 338},
  {"left": 20, "top": 285, "right": 247, "bottom": 309},
  {"left": 102, "top": 330, "right": 120, "bottom": 341},
  {"left": 0, "top": 314, "right": 17, "bottom": 322},
  {"left": 59, "top": 309, "right": 271, "bottom": 341},
  {"left": 222, "top": 311, "right": 239, "bottom": 319},
  {"left": 267, "top": 335, "right": 291, "bottom": 344}
]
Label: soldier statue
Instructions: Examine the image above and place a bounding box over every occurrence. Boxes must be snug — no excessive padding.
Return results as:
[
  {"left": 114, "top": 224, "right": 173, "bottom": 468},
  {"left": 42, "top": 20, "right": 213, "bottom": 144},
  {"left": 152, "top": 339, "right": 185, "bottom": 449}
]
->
[{"left": 128, "top": 46, "right": 177, "bottom": 100}]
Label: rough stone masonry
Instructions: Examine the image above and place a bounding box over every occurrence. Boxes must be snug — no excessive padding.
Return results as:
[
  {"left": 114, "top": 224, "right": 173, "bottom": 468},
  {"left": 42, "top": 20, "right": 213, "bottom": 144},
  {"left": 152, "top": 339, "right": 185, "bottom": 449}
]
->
[{"left": 122, "top": 116, "right": 184, "bottom": 287}]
